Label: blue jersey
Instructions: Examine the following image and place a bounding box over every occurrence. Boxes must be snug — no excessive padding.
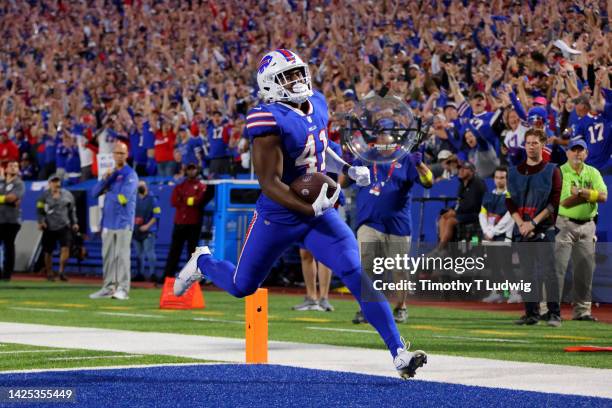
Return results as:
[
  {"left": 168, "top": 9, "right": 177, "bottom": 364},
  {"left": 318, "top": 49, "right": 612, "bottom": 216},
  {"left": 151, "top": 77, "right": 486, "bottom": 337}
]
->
[
  {"left": 354, "top": 153, "right": 423, "bottom": 236},
  {"left": 129, "top": 122, "right": 155, "bottom": 165},
  {"left": 206, "top": 121, "right": 230, "bottom": 159},
  {"left": 459, "top": 101, "right": 502, "bottom": 154},
  {"left": 246, "top": 90, "right": 330, "bottom": 223},
  {"left": 571, "top": 102, "right": 611, "bottom": 170}
]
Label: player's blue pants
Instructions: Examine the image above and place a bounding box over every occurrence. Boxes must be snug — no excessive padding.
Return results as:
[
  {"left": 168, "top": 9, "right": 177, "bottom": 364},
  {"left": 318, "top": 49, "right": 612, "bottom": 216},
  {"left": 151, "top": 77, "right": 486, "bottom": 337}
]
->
[{"left": 198, "top": 209, "right": 404, "bottom": 357}]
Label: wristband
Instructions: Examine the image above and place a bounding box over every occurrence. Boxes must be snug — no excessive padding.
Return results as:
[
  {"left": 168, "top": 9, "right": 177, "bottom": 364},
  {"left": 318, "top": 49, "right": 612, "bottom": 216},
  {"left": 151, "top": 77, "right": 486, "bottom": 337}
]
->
[
  {"left": 117, "top": 194, "right": 128, "bottom": 205},
  {"left": 0, "top": 195, "right": 5, "bottom": 204},
  {"left": 587, "top": 190, "right": 599, "bottom": 203},
  {"left": 530, "top": 219, "right": 538, "bottom": 227},
  {"left": 341, "top": 164, "right": 351, "bottom": 176},
  {"left": 419, "top": 169, "right": 433, "bottom": 185}
]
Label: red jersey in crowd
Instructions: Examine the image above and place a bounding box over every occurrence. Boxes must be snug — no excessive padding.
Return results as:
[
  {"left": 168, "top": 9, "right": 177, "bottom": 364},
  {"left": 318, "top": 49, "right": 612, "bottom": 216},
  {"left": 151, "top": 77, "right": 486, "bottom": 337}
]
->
[{"left": 154, "top": 129, "right": 176, "bottom": 163}]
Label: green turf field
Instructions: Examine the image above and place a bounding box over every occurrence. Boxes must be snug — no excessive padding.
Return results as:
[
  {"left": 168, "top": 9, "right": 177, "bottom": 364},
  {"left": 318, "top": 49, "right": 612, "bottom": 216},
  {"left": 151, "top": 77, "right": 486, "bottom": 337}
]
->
[
  {"left": 0, "top": 341, "right": 205, "bottom": 371},
  {"left": 0, "top": 281, "right": 610, "bottom": 370}
]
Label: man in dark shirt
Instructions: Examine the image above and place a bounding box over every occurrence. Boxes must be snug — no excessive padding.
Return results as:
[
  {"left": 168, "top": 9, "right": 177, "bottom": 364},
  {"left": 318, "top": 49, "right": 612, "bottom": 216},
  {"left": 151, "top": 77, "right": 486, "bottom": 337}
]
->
[
  {"left": 162, "top": 162, "right": 214, "bottom": 283},
  {"left": 506, "top": 129, "right": 562, "bottom": 327},
  {"left": 437, "top": 162, "right": 486, "bottom": 249},
  {"left": 37, "top": 174, "right": 79, "bottom": 281}
]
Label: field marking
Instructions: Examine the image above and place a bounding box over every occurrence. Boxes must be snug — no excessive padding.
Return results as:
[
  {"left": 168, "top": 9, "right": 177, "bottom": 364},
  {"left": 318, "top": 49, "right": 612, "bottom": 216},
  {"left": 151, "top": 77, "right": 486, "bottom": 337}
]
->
[
  {"left": 47, "top": 355, "right": 144, "bottom": 361},
  {"left": 471, "top": 330, "right": 528, "bottom": 337},
  {"left": 192, "top": 310, "right": 225, "bottom": 316},
  {"left": 291, "top": 317, "right": 332, "bottom": 323},
  {"left": 97, "top": 312, "right": 164, "bottom": 319},
  {"left": 19, "top": 301, "right": 49, "bottom": 306},
  {"left": 193, "top": 317, "right": 243, "bottom": 325},
  {"left": 433, "top": 335, "right": 530, "bottom": 344},
  {"left": 0, "top": 362, "right": 220, "bottom": 374},
  {"left": 57, "top": 303, "right": 88, "bottom": 308},
  {"left": 0, "top": 300, "right": 8, "bottom": 304},
  {"left": 306, "top": 327, "right": 378, "bottom": 334},
  {"left": 0, "top": 349, "right": 70, "bottom": 354},
  {"left": 408, "top": 324, "right": 450, "bottom": 332},
  {"left": 100, "top": 306, "right": 133, "bottom": 311},
  {"left": 10, "top": 307, "right": 67, "bottom": 313},
  {"left": 544, "top": 335, "right": 595, "bottom": 341}
]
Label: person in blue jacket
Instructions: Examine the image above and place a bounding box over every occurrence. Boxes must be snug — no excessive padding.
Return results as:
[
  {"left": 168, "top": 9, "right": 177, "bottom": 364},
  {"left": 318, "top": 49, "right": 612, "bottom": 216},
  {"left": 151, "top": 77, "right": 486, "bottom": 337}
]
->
[{"left": 89, "top": 142, "right": 139, "bottom": 300}]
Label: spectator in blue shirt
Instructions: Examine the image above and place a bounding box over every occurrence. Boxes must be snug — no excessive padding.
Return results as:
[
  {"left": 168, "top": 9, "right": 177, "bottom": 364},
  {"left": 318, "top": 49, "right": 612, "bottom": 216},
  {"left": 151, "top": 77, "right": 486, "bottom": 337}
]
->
[
  {"left": 128, "top": 112, "right": 155, "bottom": 177},
  {"left": 206, "top": 111, "right": 231, "bottom": 177},
  {"left": 90, "top": 142, "right": 138, "bottom": 301}
]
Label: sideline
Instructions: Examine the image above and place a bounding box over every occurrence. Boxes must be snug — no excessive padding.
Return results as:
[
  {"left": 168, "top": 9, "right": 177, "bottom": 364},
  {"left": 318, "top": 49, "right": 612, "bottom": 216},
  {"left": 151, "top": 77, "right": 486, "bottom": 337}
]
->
[{"left": 0, "top": 322, "right": 610, "bottom": 399}]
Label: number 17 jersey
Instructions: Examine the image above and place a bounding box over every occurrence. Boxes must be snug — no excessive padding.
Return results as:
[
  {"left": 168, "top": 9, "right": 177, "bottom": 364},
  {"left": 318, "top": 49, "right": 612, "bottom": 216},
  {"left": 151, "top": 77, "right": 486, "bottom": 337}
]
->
[{"left": 245, "top": 90, "right": 330, "bottom": 223}]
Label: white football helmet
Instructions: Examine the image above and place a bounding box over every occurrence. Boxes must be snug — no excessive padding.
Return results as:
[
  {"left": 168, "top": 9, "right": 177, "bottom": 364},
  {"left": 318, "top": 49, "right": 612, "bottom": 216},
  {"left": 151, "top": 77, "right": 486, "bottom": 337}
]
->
[{"left": 256, "top": 49, "right": 313, "bottom": 104}]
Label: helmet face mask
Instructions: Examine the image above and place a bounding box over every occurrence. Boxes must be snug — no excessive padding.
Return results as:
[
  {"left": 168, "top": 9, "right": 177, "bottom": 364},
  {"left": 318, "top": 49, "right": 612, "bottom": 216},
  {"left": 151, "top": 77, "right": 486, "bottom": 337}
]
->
[{"left": 257, "top": 50, "right": 313, "bottom": 104}]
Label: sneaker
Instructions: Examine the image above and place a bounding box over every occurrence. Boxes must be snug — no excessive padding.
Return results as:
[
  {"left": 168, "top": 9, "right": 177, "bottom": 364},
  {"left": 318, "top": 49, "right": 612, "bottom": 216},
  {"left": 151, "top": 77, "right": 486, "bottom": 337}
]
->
[
  {"left": 318, "top": 298, "right": 335, "bottom": 312},
  {"left": 174, "top": 246, "right": 211, "bottom": 296},
  {"left": 572, "top": 315, "right": 598, "bottom": 322},
  {"left": 59, "top": 274, "right": 68, "bottom": 282},
  {"left": 507, "top": 292, "right": 523, "bottom": 303},
  {"left": 514, "top": 315, "right": 539, "bottom": 325},
  {"left": 352, "top": 310, "right": 368, "bottom": 324},
  {"left": 393, "top": 307, "right": 408, "bottom": 323},
  {"left": 482, "top": 291, "right": 504, "bottom": 303},
  {"left": 394, "top": 345, "right": 427, "bottom": 379},
  {"left": 112, "top": 289, "right": 129, "bottom": 300},
  {"left": 89, "top": 288, "right": 114, "bottom": 299},
  {"left": 547, "top": 314, "right": 562, "bottom": 327},
  {"left": 292, "top": 297, "right": 323, "bottom": 311}
]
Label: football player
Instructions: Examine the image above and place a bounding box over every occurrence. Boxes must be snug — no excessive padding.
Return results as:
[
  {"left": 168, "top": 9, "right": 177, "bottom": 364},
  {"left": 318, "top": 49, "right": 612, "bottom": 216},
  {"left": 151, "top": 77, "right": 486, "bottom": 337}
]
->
[{"left": 174, "top": 49, "right": 428, "bottom": 378}]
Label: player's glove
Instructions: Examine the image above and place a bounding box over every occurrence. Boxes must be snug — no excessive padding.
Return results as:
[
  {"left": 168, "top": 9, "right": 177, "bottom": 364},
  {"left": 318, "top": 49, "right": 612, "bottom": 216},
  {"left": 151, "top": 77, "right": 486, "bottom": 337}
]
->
[
  {"left": 348, "top": 166, "right": 371, "bottom": 187},
  {"left": 312, "top": 183, "right": 341, "bottom": 217}
]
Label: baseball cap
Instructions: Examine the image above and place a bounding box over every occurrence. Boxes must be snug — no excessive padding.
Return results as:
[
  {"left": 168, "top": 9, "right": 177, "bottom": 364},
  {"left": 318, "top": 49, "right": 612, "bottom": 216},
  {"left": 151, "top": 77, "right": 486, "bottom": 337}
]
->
[
  {"left": 470, "top": 91, "right": 485, "bottom": 100},
  {"left": 461, "top": 161, "right": 476, "bottom": 171},
  {"left": 48, "top": 174, "right": 61, "bottom": 182},
  {"left": 533, "top": 96, "right": 548, "bottom": 106},
  {"left": 437, "top": 150, "right": 453, "bottom": 161},
  {"left": 444, "top": 101, "right": 457, "bottom": 110},
  {"left": 409, "top": 64, "right": 421, "bottom": 71},
  {"left": 568, "top": 138, "right": 587, "bottom": 150}
]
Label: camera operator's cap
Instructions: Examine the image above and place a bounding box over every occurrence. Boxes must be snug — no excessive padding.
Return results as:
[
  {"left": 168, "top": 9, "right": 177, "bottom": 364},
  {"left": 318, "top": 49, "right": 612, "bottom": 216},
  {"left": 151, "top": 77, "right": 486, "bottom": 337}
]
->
[
  {"left": 437, "top": 150, "right": 453, "bottom": 161},
  {"left": 48, "top": 174, "right": 61, "bottom": 182},
  {"left": 461, "top": 161, "right": 476, "bottom": 171},
  {"left": 572, "top": 95, "right": 591, "bottom": 106},
  {"left": 568, "top": 138, "right": 587, "bottom": 150}
]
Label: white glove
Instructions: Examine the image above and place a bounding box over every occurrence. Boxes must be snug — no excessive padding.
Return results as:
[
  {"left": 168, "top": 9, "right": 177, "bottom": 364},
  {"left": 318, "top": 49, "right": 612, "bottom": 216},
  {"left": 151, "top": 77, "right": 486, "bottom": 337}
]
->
[
  {"left": 348, "top": 166, "right": 371, "bottom": 186},
  {"left": 311, "top": 183, "right": 341, "bottom": 217}
]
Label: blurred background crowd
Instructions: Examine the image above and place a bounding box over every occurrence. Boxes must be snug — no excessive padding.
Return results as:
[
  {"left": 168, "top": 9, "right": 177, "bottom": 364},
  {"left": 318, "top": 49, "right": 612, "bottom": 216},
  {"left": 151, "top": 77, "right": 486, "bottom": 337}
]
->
[{"left": 0, "top": 0, "right": 610, "bottom": 184}]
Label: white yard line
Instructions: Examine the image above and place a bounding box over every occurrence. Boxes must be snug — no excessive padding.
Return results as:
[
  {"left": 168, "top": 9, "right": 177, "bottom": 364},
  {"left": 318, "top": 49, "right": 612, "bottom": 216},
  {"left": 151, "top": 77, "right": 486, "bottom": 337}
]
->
[
  {"left": 432, "top": 335, "right": 530, "bottom": 344},
  {"left": 0, "top": 349, "right": 70, "bottom": 354},
  {"left": 306, "top": 327, "right": 378, "bottom": 334},
  {"left": 10, "top": 307, "right": 67, "bottom": 313},
  {"left": 96, "top": 312, "right": 165, "bottom": 319},
  {"left": 0, "top": 322, "right": 610, "bottom": 399},
  {"left": 193, "top": 317, "right": 244, "bottom": 325},
  {"left": 47, "top": 355, "right": 144, "bottom": 361}
]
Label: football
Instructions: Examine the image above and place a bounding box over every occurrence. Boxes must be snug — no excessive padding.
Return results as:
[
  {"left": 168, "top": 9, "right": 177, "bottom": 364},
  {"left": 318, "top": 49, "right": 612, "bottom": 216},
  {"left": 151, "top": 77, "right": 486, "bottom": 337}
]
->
[{"left": 290, "top": 172, "right": 337, "bottom": 204}]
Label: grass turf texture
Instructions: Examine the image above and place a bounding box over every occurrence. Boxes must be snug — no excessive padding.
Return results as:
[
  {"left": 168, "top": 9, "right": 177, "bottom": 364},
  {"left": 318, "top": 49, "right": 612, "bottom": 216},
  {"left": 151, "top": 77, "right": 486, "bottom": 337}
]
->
[
  {"left": 0, "top": 342, "right": 204, "bottom": 371},
  {"left": 0, "top": 281, "right": 611, "bottom": 370}
]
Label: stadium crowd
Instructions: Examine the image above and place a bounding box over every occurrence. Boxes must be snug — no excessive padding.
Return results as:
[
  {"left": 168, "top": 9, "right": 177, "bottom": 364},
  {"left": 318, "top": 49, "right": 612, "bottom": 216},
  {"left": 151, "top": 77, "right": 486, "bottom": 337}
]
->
[{"left": 0, "top": 0, "right": 610, "bottom": 183}]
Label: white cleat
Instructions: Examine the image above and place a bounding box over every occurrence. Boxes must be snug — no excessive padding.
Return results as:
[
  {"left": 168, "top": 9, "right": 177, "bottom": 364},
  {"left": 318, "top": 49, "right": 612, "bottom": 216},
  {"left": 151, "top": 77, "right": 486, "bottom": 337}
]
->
[
  {"left": 482, "top": 291, "right": 504, "bottom": 303},
  {"left": 173, "top": 246, "right": 211, "bottom": 296},
  {"left": 394, "top": 347, "right": 428, "bottom": 379}
]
